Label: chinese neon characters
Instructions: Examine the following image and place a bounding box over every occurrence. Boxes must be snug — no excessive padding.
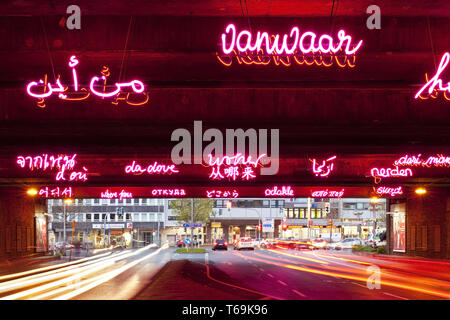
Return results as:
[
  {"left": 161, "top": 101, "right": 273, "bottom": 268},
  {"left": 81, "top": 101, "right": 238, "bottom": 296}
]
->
[
  {"left": 415, "top": 52, "right": 450, "bottom": 101},
  {"left": 207, "top": 153, "right": 266, "bottom": 181},
  {"left": 217, "top": 24, "right": 363, "bottom": 68},
  {"left": 26, "top": 55, "right": 149, "bottom": 108}
]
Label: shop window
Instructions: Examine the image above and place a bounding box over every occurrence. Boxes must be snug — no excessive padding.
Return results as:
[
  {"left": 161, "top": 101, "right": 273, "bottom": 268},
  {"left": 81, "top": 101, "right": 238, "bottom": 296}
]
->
[
  {"left": 293, "top": 208, "right": 299, "bottom": 219},
  {"left": 299, "top": 208, "right": 305, "bottom": 219}
]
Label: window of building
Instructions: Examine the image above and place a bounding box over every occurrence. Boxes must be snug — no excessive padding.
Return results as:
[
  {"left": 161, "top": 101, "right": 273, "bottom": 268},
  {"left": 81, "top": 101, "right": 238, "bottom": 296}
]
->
[
  {"left": 86, "top": 214, "right": 92, "bottom": 221},
  {"left": 293, "top": 208, "right": 299, "bottom": 219},
  {"left": 132, "top": 213, "right": 139, "bottom": 221},
  {"left": 126, "top": 213, "right": 131, "bottom": 220},
  {"left": 262, "top": 200, "right": 270, "bottom": 208},
  {"left": 126, "top": 199, "right": 132, "bottom": 205},
  {"left": 93, "top": 214, "right": 100, "bottom": 222},
  {"left": 109, "top": 214, "right": 115, "bottom": 221},
  {"left": 142, "top": 213, "right": 148, "bottom": 221},
  {"left": 356, "top": 203, "right": 364, "bottom": 210}
]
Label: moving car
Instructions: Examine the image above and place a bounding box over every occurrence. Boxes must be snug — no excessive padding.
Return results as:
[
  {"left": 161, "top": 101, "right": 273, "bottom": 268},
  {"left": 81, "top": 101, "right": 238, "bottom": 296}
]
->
[
  {"left": 177, "top": 240, "right": 186, "bottom": 247},
  {"left": 312, "top": 238, "right": 327, "bottom": 250},
  {"left": 212, "top": 239, "right": 228, "bottom": 251},
  {"left": 234, "top": 237, "right": 255, "bottom": 250},
  {"left": 295, "top": 239, "right": 314, "bottom": 251},
  {"left": 331, "top": 238, "right": 363, "bottom": 250}
]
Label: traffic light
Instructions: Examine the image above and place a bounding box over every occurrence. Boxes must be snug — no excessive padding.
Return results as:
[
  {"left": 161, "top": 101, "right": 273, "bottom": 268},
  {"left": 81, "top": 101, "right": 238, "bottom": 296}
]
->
[
  {"left": 257, "top": 224, "right": 262, "bottom": 231},
  {"left": 325, "top": 202, "right": 330, "bottom": 214},
  {"left": 282, "top": 223, "right": 288, "bottom": 231},
  {"left": 227, "top": 200, "right": 232, "bottom": 211},
  {"left": 152, "top": 231, "right": 156, "bottom": 237}
]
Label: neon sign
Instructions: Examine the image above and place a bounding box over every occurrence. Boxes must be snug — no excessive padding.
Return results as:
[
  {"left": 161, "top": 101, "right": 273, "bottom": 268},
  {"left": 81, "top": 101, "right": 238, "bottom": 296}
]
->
[
  {"left": 17, "top": 154, "right": 88, "bottom": 182},
  {"left": 101, "top": 189, "right": 133, "bottom": 200},
  {"left": 394, "top": 154, "right": 450, "bottom": 167},
  {"left": 207, "top": 153, "right": 266, "bottom": 181},
  {"left": 125, "top": 161, "right": 179, "bottom": 175},
  {"left": 375, "top": 186, "right": 403, "bottom": 197},
  {"left": 151, "top": 189, "right": 186, "bottom": 196},
  {"left": 26, "top": 55, "right": 149, "bottom": 108},
  {"left": 264, "top": 186, "right": 294, "bottom": 197},
  {"left": 39, "top": 186, "right": 73, "bottom": 198},
  {"left": 206, "top": 190, "right": 239, "bottom": 198},
  {"left": 311, "top": 189, "right": 344, "bottom": 198},
  {"left": 217, "top": 24, "right": 363, "bottom": 68},
  {"left": 415, "top": 52, "right": 450, "bottom": 101},
  {"left": 311, "top": 156, "right": 336, "bottom": 177},
  {"left": 370, "top": 166, "right": 413, "bottom": 183}
]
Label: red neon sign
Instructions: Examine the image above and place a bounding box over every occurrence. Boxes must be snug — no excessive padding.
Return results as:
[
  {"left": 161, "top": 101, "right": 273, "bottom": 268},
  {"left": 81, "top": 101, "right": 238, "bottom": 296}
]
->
[
  {"left": 125, "top": 161, "right": 179, "bottom": 175},
  {"left": 101, "top": 189, "right": 133, "bottom": 200},
  {"left": 370, "top": 166, "right": 413, "bottom": 184},
  {"left": 151, "top": 189, "right": 186, "bottom": 196},
  {"left": 375, "top": 186, "right": 403, "bottom": 197},
  {"left": 311, "top": 189, "right": 344, "bottom": 198},
  {"left": 264, "top": 186, "right": 294, "bottom": 197},
  {"left": 415, "top": 52, "right": 450, "bottom": 101},
  {"left": 26, "top": 55, "right": 149, "bottom": 108},
  {"left": 39, "top": 186, "right": 73, "bottom": 198},
  {"left": 206, "top": 190, "right": 239, "bottom": 198},
  {"left": 217, "top": 24, "right": 363, "bottom": 68}
]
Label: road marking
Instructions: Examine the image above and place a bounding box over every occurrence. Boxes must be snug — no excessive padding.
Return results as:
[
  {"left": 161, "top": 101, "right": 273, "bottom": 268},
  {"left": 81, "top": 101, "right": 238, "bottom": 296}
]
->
[
  {"left": 292, "top": 289, "right": 307, "bottom": 298},
  {"left": 267, "top": 273, "right": 274, "bottom": 278},
  {"left": 351, "top": 281, "right": 368, "bottom": 289},
  {"left": 258, "top": 268, "right": 264, "bottom": 272},
  {"left": 277, "top": 280, "right": 288, "bottom": 286},
  {"left": 382, "top": 292, "right": 409, "bottom": 300}
]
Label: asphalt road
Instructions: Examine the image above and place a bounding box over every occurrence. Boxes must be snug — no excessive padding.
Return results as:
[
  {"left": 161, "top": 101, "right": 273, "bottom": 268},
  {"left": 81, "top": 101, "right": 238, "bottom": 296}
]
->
[{"left": 0, "top": 245, "right": 449, "bottom": 300}]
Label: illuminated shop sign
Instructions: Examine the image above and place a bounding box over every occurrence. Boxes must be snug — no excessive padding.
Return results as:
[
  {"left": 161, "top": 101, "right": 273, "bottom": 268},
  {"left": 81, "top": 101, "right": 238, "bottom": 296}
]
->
[
  {"left": 370, "top": 166, "right": 413, "bottom": 183},
  {"left": 394, "top": 154, "right": 450, "bottom": 167},
  {"left": 125, "top": 161, "right": 179, "bottom": 175},
  {"left": 206, "top": 189, "right": 239, "bottom": 198},
  {"left": 311, "top": 155, "right": 336, "bottom": 177},
  {"left": 375, "top": 186, "right": 403, "bottom": 197},
  {"left": 100, "top": 189, "right": 133, "bottom": 200},
  {"left": 207, "top": 153, "right": 266, "bottom": 181},
  {"left": 217, "top": 23, "right": 363, "bottom": 68},
  {"left": 39, "top": 186, "right": 73, "bottom": 198},
  {"left": 415, "top": 52, "right": 450, "bottom": 101},
  {"left": 17, "top": 154, "right": 88, "bottom": 181},
  {"left": 311, "top": 189, "right": 345, "bottom": 198},
  {"left": 26, "top": 55, "right": 149, "bottom": 108},
  {"left": 264, "top": 186, "right": 294, "bottom": 197}
]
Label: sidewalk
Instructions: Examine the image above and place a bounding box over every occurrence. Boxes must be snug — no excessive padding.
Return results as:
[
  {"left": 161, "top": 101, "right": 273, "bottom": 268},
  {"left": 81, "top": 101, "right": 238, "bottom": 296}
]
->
[{"left": 0, "top": 253, "right": 61, "bottom": 276}]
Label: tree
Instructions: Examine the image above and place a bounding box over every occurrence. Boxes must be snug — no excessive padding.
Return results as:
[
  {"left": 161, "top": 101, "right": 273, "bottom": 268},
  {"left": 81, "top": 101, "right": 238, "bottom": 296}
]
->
[{"left": 169, "top": 199, "right": 215, "bottom": 224}]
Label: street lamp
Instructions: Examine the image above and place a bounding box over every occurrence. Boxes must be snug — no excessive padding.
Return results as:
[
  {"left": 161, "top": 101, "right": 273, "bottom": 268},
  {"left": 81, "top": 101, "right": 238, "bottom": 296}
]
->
[
  {"left": 415, "top": 187, "right": 427, "bottom": 195},
  {"left": 370, "top": 197, "right": 379, "bottom": 236},
  {"left": 62, "top": 198, "right": 73, "bottom": 255},
  {"left": 246, "top": 208, "right": 262, "bottom": 239}
]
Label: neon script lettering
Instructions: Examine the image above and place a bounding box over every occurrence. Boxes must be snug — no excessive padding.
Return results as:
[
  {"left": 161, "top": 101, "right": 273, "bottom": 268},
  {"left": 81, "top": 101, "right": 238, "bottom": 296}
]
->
[
  {"left": 151, "top": 189, "right": 186, "bottom": 196},
  {"left": 370, "top": 166, "right": 413, "bottom": 184},
  {"left": 206, "top": 190, "right": 239, "bottom": 198},
  {"left": 208, "top": 153, "right": 265, "bottom": 181},
  {"left": 415, "top": 52, "right": 450, "bottom": 101},
  {"left": 217, "top": 24, "right": 363, "bottom": 68},
  {"left": 264, "top": 186, "right": 294, "bottom": 197},
  {"left": 376, "top": 186, "right": 403, "bottom": 197},
  {"left": 394, "top": 154, "right": 450, "bottom": 167},
  {"left": 101, "top": 189, "right": 133, "bottom": 200},
  {"left": 311, "top": 189, "right": 345, "bottom": 198},
  {"left": 125, "top": 161, "right": 179, "bottom": 175},
  {"left": 312, "top": 155, "right": 336, "bottom": 177},
  {"left": 26, "top": 55, "right": 149, "bottom": 108}
]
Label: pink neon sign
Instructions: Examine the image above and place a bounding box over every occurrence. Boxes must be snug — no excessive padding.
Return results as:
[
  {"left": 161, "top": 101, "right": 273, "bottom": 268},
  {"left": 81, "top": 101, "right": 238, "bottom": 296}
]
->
[
  {"left": 394, "top": 154, "right": 450, "bottom": 167},
  {"left": 265, "top": 186, "right": 294, "bottom": 197},
  {"left": 151, "top": 189, "right": 186, "bottom": 196},
  {"left": 207, "top": 153, "right": 266, "bottom": 181},
  {"left": 217, "top": 24, "right": 362, "bottom": 68},
  {"left": 375, "top": 186, "right": 403, "bottom": 197},
  {"left": 415, "top": 52, "right": 450, "bottom": 101},
  {"left": 26, "top": 55, "right": 149, "bottom": 108},
  {"left": 17, "top": 154, "right": 88, "bottom": 182},
  {"left": 206, "top": 190, "right": 239, "bottom": 198},
  {"left": 101, "top": 189, "right": 133, "bottom": 200},
  {"left": 39, "top": 186, "right": 73, "bottom": 198},
  {"left": 312, "top": 156, "right": 336, "bottom": 177},
  {"left": 370, "top": 166, "right": 413, "bottom": 184},
  {"left": 125, "top": 161, "right": 179, "bottom": 175},
  {"left": 311, "top": 189, "right": 345, "bottom": 198}
]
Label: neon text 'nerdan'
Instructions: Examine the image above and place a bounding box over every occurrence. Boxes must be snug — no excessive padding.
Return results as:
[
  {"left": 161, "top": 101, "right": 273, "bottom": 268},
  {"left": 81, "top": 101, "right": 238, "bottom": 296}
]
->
[
  {"left": 171, "top": 121, "right": 279, "bottom": 175},
  {"left": 218, "top": 24, "right": 363, "bottom": 68}
]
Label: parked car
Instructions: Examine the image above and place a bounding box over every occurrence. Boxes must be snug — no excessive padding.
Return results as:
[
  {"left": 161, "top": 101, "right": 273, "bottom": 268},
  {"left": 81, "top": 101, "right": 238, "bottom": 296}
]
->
[
  {"left": 212, "top": 239, "right": 228, "bottom": 251},
  {"left": 312, "top": 238, "right": 328, "bottom": 250},
  {"left": 234, "top": 237, "right": 255, "bottom": 250},
  {"left": 332, "top": 238, "right": 363, "bottom": 250},
  {"left": 260, "top": 239, "right": 275, "bottom": 249},
  {"left": 295, "top": 239, "right": 314, "bottom": 251},
  {"left": 374, "top": 231, "right": 387, "bottom": 247},
  {"left": 55, "top": 242, "right": 74, "bottom": 249}
]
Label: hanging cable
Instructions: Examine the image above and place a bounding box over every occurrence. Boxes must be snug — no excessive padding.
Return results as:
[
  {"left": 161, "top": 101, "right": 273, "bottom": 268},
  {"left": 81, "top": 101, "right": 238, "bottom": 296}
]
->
[
  {"left": 426, "top": 15, "right": 437, "bottom": 70},
  {"left": 118, "top": 16, "right": 135, "bottom": 82},
  {"left": 329, "top": 0, "right": 339, "bottom": 34},
  {"left": 40, "top": 16, "right": 56, "bottom": 82}
]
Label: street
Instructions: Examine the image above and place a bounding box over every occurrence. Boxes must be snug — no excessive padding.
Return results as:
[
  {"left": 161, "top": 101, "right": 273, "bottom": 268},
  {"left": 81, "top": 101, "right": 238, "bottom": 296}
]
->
[{"left": 0, "top": 244, "right": 449, "bottom": 300}]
